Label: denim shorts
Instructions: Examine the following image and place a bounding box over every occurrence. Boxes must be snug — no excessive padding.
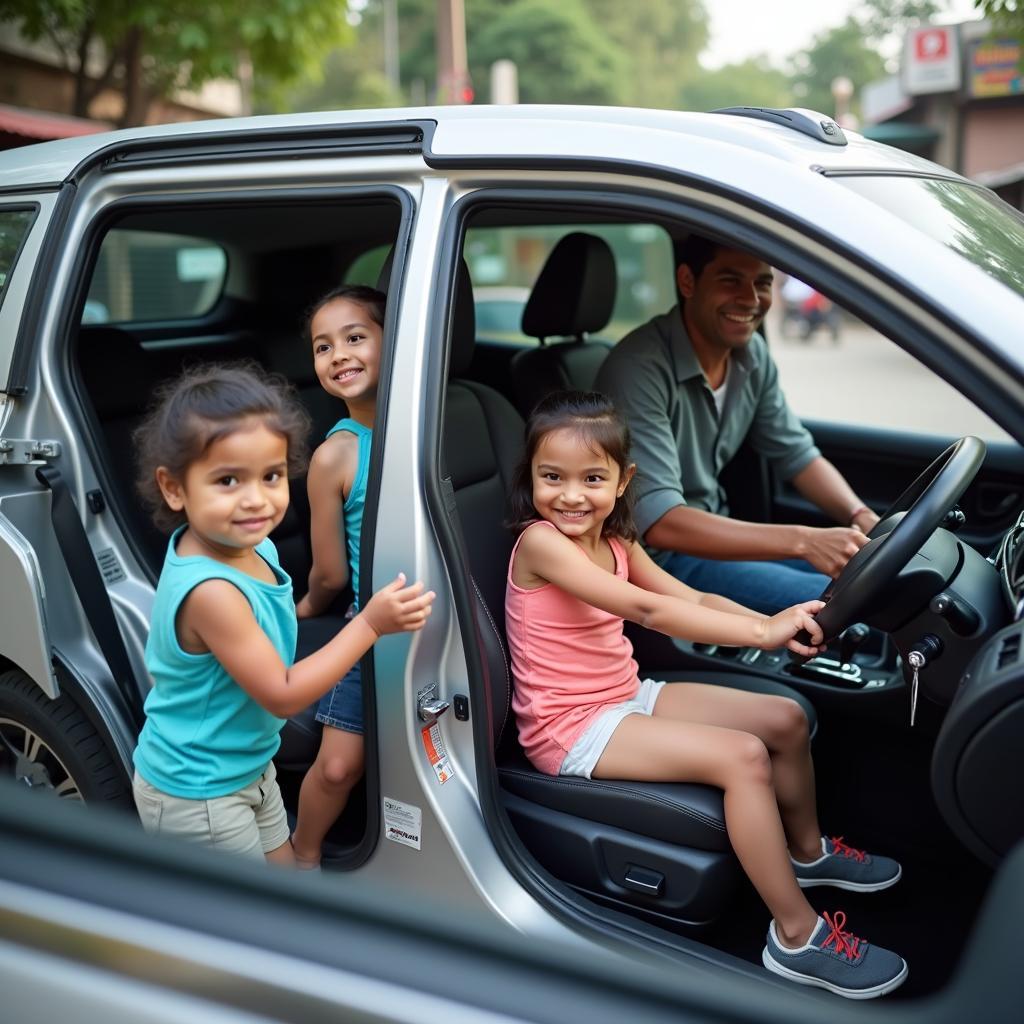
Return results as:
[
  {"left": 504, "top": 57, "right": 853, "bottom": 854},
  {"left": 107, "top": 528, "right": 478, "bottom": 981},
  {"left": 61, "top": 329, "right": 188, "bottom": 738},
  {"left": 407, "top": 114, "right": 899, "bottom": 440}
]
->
[
  {"left": 315, "top": 663, "right": 363, "bottom": 734},
  {"left": 559, "top": 678, "right": 666, "bottom": 779}
]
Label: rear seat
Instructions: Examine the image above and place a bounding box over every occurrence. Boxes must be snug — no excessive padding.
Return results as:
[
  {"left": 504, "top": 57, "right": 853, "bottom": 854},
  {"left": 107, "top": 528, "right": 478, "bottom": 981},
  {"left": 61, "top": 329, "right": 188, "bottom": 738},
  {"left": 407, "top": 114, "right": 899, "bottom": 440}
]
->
[
  {"left": 76, "top": 322, "right": 347, "bottom": 768},
  {"left": 508, "top": 232, "right": 617, "bottom": 416}
]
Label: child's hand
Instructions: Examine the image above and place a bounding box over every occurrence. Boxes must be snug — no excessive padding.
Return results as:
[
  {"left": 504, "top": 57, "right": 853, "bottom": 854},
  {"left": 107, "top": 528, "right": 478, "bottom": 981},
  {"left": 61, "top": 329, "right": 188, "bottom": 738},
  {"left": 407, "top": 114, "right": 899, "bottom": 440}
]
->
[
  {"left": 360, "top": 573, "right": 436, "bottom": 637},
  {"left": 758, "top": 600, "right": 826, "bottom": 656},
  {"left": 295, "top": 594, "right": 316, "bottom": 620}
]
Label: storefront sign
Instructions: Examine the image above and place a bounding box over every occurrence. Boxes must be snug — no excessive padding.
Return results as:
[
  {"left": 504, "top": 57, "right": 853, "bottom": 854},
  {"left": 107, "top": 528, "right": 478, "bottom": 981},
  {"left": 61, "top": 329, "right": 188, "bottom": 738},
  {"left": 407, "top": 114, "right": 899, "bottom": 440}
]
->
[
  {"left": 904, "top": 26, "right": 961, "bottom": 95},
  {"left": 968, "top": 38, "right": 1022, "bottom": 98}
]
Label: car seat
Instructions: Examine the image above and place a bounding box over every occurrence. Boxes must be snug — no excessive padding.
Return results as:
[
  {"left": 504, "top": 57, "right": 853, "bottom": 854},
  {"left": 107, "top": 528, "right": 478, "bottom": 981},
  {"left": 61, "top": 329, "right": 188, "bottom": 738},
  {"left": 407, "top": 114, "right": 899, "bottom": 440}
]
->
[
  {"left": 508, "top": 232, "right": 617, "bottom": 417},
  {"left": 443, "top": 259, "right": 817, "bottom": 925}
]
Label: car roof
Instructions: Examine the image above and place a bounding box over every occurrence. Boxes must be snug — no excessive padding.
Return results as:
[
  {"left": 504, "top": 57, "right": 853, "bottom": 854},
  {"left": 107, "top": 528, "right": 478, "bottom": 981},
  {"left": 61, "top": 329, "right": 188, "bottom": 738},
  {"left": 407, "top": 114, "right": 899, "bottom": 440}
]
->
[{"left": 0, "top": 104, "right": 964, "bottom": 191}]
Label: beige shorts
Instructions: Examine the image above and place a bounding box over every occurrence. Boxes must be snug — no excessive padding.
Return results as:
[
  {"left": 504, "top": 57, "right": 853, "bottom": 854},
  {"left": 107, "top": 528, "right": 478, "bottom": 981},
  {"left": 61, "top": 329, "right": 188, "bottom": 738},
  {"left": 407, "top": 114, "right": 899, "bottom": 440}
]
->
[{"left": 133, "top": 762, "right": 290, "bottom": 860}]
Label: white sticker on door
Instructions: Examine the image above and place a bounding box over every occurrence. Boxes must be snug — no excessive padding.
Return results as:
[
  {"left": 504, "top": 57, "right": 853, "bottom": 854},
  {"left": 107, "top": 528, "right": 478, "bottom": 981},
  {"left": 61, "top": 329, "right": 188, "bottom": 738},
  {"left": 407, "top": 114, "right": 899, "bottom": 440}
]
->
[{"left": 382, "top": 796, "right": 422, "bottom": 850}]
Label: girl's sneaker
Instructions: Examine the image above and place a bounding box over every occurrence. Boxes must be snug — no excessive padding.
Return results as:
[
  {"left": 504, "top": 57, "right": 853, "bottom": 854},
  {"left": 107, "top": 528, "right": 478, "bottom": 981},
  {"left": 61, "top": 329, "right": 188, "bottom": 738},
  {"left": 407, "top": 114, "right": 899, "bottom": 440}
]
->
[
  {"left": 763, "top": 911, "right": 908, "bottom": 1000},
  {"left": 792, "top": 836, "right": 902, "bottom": 891}
]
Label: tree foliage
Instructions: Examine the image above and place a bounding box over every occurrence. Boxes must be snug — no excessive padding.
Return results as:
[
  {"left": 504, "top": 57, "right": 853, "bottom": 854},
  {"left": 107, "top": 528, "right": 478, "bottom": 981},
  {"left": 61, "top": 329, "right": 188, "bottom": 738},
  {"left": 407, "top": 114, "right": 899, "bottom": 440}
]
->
[
  {"left": 974, "top": 0, "right": 1024, "bottom": 40},
  {"left": 680, "top": 57, "right": 792, "bottom": 112},
  {"left": 789, "top": 17, "right": 887, "bottom": 117},
  {"left": 0, "top": 0, "right": 353, "bottom": 126}
]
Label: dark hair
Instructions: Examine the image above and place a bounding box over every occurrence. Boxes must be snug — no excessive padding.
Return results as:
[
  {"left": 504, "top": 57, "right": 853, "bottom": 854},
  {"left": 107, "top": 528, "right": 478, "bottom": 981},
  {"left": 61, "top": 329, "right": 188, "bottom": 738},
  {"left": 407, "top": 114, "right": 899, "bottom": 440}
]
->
[
  {"left": 303, "top": 284, "right": 386, "bottom": 339},
  {"left": 134, "top": 361, "right": 311, "bottom": 533},
  {"left": 507, "top": 390, "right": 637, "bottom": 542},
  {"left": 676, "top": 233, "right": 724, "bottom": 282}
]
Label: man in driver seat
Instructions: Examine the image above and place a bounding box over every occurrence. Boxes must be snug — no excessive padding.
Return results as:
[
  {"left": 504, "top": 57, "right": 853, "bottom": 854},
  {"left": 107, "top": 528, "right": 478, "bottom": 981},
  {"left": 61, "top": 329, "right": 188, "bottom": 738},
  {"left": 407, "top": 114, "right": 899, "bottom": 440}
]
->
[{"left": 596, "top": 234, "right": 879, "bottom": 615}]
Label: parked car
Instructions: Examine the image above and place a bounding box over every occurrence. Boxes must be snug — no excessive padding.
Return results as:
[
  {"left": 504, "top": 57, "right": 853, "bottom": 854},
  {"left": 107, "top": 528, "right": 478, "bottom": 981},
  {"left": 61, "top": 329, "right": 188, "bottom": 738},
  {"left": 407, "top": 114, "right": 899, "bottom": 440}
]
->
[{"left": 0, "top": 104, "right": 1022, "bottom": 1020}]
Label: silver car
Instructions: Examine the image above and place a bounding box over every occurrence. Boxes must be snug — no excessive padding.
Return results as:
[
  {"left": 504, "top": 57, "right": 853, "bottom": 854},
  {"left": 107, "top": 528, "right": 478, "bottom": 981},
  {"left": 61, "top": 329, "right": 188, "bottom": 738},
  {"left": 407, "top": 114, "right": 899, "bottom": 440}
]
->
[{"left": 0, "top": 104, "right": 1022, "bottom": 1020}]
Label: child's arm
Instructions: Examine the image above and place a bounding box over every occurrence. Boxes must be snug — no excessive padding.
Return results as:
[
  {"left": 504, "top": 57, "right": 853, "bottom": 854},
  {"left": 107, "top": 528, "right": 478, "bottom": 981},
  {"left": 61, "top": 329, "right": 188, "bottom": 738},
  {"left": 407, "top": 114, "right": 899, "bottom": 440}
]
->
[
  {"left": 297, "top": 436, "right": 353, "bottom": 619},
  {"left": 626, "top": 541, "right": 762, "bottom": 619},
  {"left": 518, "top": 526, "right": 823, "bottom": 655},
  {"left": 181, "top": 573, "right": 434, "bottom": 718}
]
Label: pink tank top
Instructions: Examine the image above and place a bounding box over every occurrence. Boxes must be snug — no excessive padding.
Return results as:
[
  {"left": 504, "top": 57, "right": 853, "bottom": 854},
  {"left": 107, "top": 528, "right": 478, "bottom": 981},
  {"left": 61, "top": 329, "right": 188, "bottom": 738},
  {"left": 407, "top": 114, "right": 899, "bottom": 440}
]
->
[{"left": 505, "top": 520, "right": 640, "bottom": 775}]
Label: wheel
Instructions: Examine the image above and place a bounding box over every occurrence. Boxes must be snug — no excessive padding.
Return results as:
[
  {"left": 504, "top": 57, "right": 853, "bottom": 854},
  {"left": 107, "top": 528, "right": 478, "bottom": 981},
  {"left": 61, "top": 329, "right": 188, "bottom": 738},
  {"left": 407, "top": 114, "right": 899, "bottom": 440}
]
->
[
  {"left": 0, "top": 668, "right": 131, "bottom": 805},
  {"left": 815, "top": 436, "right": 986, "bottom": 643}
]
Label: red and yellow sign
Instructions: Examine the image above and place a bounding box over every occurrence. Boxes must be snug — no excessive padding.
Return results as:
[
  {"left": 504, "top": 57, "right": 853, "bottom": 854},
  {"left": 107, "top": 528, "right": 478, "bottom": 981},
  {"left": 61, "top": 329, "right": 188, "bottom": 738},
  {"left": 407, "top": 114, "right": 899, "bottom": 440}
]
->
[{"left": 969, "top": 38, "right": 1023, "bottom": 98}]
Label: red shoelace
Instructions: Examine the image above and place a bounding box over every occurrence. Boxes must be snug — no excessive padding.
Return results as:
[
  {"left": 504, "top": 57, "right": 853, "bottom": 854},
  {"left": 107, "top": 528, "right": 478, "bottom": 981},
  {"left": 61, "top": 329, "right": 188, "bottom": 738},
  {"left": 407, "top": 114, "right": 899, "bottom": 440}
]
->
[
  {"left": 822, "top": 910, "right": 863, "bottom": 961},
  {"left": 828, "top": 835, "right": 867, "bottom": 862}
]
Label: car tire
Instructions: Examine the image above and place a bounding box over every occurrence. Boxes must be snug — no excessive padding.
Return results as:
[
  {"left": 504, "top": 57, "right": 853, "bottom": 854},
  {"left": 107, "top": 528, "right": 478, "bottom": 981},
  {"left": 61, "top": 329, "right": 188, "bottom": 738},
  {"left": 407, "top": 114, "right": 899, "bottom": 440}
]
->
[{"left": 0, "top": 668, "right": 131, "bottom": 806}]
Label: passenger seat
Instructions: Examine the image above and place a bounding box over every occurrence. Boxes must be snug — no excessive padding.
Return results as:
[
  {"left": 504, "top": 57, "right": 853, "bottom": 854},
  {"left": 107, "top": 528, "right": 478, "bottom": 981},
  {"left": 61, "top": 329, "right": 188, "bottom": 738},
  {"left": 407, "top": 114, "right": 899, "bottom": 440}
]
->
[
  {"left": 443, "top": 258, "right": 817, "bottom": 926},
  {"left": 509, "top": 232, "right": 617, "bottom": 416}
]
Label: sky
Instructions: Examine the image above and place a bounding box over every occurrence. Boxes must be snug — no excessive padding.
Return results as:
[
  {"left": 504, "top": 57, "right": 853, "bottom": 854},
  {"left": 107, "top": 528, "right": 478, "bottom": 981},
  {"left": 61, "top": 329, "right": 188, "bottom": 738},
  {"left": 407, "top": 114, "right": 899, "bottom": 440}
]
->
[{"left": 701, "top": 0, "right": 984, "bottom": 69}]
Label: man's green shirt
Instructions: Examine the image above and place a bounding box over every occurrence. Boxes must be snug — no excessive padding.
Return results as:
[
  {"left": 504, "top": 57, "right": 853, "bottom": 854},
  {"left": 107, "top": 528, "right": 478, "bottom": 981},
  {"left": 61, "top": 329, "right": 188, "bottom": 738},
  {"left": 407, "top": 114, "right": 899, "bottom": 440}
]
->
[{"left": 596, "top": 306, "right": 819, "bottom": 564}]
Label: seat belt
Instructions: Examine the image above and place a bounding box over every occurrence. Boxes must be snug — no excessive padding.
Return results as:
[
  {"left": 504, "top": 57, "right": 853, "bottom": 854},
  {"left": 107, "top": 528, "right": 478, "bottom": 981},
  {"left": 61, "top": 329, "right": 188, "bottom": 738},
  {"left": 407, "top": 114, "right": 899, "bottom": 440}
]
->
[{"left": 35, "top": 466, "right": 145, "bottom": 729}]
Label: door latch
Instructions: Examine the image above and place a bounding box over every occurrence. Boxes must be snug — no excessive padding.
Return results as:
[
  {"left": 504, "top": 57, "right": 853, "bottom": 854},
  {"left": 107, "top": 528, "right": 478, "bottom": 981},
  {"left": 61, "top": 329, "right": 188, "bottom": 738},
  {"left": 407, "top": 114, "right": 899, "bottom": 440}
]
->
[
  {"left": 0, "top": 437, "right": 61, "bottom": 465},
  {"left": 416, "top": 682, "right": 450, "bottom": 727}
]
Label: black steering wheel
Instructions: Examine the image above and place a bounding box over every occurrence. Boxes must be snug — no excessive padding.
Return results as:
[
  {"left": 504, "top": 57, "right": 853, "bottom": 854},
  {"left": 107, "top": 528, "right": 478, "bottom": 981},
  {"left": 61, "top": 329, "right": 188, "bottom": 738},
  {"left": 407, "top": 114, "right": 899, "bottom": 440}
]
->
[{"left": 812, "top": 436, "right": 986, "bottom": 643}]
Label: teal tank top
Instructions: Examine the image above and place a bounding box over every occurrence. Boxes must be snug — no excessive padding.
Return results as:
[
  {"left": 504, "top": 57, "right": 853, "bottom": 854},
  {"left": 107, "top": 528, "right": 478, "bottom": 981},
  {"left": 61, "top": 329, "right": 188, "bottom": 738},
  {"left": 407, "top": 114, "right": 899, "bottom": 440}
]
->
[
  {"left": 133, "top": 528, "right": 298, "bottom": 799},
  {"left": 325, "top": 417, "right": 372, "bottom": 607}
]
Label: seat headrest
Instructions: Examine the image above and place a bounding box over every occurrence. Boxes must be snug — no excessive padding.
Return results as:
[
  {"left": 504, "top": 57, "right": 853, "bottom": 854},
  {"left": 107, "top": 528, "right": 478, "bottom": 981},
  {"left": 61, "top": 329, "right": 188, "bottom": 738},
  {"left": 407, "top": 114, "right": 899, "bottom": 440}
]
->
[
  {"left": 521, "top": 232, "right": 617, "bottom": 342},
  {"left": 449, "top": 258, "right": 477, "bottom": 377},
  {"left": 77, "top": 326, "right": 168, "bottom": 417}
]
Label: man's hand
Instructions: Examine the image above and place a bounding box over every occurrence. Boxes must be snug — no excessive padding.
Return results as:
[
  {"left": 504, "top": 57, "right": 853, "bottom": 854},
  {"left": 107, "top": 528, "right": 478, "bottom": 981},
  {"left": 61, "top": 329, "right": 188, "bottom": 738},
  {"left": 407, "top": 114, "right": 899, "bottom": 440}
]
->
[
  {"left": 851, "top": 507, "right": 880, "bottom": 535},
  {"left": 801, "top": 526, "right": 868, "bottom": 577}
]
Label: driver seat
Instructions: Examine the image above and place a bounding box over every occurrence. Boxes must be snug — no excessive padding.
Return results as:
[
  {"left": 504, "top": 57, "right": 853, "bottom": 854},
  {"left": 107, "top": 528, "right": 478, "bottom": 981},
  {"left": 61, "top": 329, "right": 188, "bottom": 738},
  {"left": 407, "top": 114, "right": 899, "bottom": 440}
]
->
[{"left": 445, "top": 261, "right": 817, "bottom": 925}]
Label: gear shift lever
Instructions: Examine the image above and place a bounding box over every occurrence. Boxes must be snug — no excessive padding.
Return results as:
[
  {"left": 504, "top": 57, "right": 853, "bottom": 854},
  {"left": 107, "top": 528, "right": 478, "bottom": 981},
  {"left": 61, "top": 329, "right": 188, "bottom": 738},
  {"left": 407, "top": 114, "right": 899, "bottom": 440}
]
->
[{"left": 838, "top": 623, "right": 870, "bottom": 668}]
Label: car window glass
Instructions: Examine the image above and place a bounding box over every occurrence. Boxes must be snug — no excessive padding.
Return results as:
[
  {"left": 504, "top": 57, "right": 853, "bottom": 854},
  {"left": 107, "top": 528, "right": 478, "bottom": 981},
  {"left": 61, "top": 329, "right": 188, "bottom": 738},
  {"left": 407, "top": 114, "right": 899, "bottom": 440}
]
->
[
  {"left": 464, "top": 223, "right": 675, "bottom": 344},
  {"left": 0, "top": 208, "right": 36, "bottom": 311},
  {"left": 831, "top": 176, "right": 1024, "bottom": 298},
  {"left": 769, "top": 279, "right": 1011, "bottom": 442},
  {"left": 84, "top": 229, "right": 227, "bottom": 324},
  {"left": 344, "top": 244, "right": 391, "bottom": 287}
]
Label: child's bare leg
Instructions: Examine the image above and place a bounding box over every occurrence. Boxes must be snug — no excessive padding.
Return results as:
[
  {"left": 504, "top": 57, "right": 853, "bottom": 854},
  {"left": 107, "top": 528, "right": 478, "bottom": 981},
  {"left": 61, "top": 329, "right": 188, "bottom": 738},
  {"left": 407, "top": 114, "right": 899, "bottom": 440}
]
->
[
  {"left": 265, "top": 839, "right": 296, "bottom": 866},
  {"left": 652, "top": 683, "right": 822, "bottom": 861},
  {"left": 594, "top": 714, "right": 819, "bottom": 946},
  {"left": 292, "top": 727, "right": 365, "bottom": 868}
]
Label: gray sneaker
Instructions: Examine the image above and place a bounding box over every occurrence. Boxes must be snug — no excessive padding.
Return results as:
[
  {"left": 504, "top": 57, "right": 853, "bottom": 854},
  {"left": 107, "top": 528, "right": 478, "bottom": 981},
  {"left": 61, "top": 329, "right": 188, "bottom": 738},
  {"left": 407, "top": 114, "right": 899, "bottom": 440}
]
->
[
  {"left": 763, "top": 912, "right": 908, "bottom": 999},
  {"left": 792, "top": 836, "right": 902, "bottom": 892}
]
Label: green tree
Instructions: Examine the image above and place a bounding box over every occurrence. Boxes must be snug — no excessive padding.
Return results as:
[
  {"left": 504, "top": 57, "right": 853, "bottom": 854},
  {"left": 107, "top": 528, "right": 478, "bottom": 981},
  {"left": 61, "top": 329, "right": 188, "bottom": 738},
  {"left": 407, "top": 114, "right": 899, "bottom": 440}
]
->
[
  {"left": 583, "top": 0, "right": 709, "bottom": 108},
  {"left": 679, "top": 56, "right": 792, "bottom": 112},
  {"left": 974, "top": 1, "right": 1024, "bottom": 41},
  {"left": 0, "top": 0, "right": 353, "bottom": 126},
  {"left": 470, "top": 0, "right": 627, "bottom": 104},
  {"left": 789, "top": 17, "right": 887, "bottom": 117}
]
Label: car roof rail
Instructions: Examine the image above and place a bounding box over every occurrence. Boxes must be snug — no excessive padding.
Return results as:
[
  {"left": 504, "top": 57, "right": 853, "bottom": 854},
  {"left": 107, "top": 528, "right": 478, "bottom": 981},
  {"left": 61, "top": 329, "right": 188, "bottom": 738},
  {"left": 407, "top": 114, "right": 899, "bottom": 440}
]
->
[{"left": 712, "top": 106, "right": 848, "bottom": 146}]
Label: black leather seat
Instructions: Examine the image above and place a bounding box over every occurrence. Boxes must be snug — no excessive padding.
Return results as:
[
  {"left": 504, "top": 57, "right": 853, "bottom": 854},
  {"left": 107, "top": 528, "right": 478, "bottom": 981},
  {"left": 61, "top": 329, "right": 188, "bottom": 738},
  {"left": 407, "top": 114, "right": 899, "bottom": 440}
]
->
[
  {"left": 509, "top": 232, "right": 616, "bottom": 416},
  {"left": 444, "top": 261, "right": 817, "bottom": 925}
]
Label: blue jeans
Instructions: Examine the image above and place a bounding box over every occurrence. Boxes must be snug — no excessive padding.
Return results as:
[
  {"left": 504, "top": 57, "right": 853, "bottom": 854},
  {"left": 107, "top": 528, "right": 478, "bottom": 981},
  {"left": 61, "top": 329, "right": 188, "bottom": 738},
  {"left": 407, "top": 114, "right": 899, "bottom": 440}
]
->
[{"left": 662, "top": 553, "right": 829, "bottom": 615}]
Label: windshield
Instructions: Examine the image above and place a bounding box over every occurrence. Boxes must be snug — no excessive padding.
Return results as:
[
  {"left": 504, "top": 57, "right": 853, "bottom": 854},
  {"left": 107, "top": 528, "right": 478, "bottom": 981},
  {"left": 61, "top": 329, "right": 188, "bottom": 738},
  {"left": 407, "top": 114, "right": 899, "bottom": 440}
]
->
[{"left": 831, "top": 176, "right": 1024, "bottom": 298}]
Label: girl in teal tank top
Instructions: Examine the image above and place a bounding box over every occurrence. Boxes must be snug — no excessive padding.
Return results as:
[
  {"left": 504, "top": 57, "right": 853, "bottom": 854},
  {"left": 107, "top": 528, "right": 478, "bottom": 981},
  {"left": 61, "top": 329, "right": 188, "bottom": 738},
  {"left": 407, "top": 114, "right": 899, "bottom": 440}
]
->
[
  {"left": 132, "top": 362, "right": 434, "bottom": 865},
  {"left": 293, "top": 284, "right": 389, "bottom": 869}
]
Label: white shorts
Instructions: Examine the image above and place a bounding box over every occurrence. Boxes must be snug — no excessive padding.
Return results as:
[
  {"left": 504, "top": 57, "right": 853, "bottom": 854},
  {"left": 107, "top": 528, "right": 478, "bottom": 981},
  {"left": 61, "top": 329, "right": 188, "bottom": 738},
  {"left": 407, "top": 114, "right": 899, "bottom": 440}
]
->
[{"left": 559, "top": 678, "right": 666, "bottom": 780}]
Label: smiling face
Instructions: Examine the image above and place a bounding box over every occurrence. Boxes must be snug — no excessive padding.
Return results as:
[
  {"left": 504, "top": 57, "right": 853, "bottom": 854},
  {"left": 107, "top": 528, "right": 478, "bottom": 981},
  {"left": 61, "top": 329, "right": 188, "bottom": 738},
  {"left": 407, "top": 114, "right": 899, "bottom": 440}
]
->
[
  {"left": 156, "top": 418, "right": 290, "bottom": 558},
  {"left": 311, "top": 297, "right": 383, "bottom": 411},
  {"left": 677, "top": 247, "right": 774, "bottom": 354},
  {"left": 530, "top": 427, "right": 633, "bottom": 543}
]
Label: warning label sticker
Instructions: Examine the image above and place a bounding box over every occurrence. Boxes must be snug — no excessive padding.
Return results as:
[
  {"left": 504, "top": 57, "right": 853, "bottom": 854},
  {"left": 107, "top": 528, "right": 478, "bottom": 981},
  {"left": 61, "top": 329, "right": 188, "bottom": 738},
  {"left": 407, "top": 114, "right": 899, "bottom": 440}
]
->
[
  {"left": 421, "top": 722, "right": 455, "bottom": 784},
  {"left": 382, "top": 797, "right": 422, "bottom": 850}
]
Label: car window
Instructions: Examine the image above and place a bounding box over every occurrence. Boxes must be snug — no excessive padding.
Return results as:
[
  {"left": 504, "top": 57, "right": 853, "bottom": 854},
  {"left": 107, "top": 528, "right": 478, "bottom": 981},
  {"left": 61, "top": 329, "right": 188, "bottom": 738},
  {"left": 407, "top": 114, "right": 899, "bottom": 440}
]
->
[
  {"left": 464, "top": 223, "right": 675, "bottom": 344},
  {"left": 0, "top": 207, "right": 36, "bottom": 312},
  {"left": 84, "top": 229, "right": 227, "bottom": 324},
  {"left": 831, "top": 176, "right": 1024, "bottom": 298},
  {"left": 769, "top": 280, "right": 1011, "bottom": 442},
  {"left": 344, "top": 243, "right": 391, "bottom": 287}
]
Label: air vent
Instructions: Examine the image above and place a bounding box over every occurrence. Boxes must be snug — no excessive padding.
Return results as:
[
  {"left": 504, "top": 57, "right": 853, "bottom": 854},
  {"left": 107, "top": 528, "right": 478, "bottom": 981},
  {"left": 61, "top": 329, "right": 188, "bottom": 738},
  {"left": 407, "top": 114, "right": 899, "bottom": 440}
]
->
[{"left": 996, "top": 632, "right": 1021, "bottom": 670}]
